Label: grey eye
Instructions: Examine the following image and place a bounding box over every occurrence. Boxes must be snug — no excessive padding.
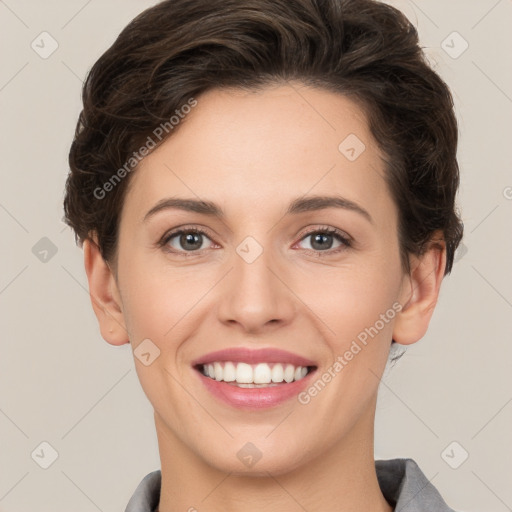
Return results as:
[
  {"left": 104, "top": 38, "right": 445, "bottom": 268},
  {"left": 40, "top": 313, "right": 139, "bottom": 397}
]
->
[{"left": 167, "top": 231, "right": 212, "bottom": 251}]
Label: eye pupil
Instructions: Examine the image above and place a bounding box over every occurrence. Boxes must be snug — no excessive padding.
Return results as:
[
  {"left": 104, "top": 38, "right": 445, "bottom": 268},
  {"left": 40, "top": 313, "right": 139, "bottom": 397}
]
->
[
  {"left": 311, "top": 233, "right": 333, "bottom": 250},
  {"left": 166, "top": 228, "right": 346, "bottom": 255},
  {"left": 181, "top": 232, "right": 203, "bottom": 250}
]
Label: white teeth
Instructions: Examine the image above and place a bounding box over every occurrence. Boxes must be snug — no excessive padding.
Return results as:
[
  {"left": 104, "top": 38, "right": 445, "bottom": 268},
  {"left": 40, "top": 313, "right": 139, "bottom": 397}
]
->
[
  {"left": 253, "top": 363, "right": 272, "bottom": 384},
  {"left": 223, "top": 361, "right": 236, "bottom": 382},
  {"left": 294, "top": 367, "right": 308, "bottom": 380},
  {"left": 271, "top": 364, "right": 284, "bottom": 383},
  {"left": 201, "top": 361, "right": 310, "bottom": 385},
  {"left": 214, "top": 362, "right": 223, "bottom": 381},
  {"left": 284, "top": 364, "right": 295, "bottom": 383},
  {"left": 236, "top": 362, "right": 253, "bottom": 384}
]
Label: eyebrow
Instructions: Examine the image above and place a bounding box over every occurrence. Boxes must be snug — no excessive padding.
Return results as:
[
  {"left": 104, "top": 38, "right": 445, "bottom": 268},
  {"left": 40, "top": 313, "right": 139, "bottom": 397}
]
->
[{"left": 143, "top": 195, "right": 373, "bottom": 224}]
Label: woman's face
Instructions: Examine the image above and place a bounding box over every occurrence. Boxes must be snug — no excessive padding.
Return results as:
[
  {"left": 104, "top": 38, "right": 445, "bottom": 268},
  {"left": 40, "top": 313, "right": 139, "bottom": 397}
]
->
[{"left": 113, "top": 84, "right": 411, "bottom": 474}]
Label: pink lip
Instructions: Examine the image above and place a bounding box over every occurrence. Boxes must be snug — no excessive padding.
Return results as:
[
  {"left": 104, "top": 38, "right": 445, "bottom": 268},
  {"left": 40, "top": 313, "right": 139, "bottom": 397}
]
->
[
  {"left": 191, "top": 347, "right": 317, "bottom": 410},
  {"left": 195, "top": 369, "right": 317, "bottom": 410},
  {"left": 191, "top": 347, "right": 316, "bottom": 367}
]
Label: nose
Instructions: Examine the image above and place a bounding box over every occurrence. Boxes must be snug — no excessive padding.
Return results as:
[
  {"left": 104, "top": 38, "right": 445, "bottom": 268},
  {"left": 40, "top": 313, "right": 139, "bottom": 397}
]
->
[{"left": 216, "top": 244, "right": 296, "bottom": 335}]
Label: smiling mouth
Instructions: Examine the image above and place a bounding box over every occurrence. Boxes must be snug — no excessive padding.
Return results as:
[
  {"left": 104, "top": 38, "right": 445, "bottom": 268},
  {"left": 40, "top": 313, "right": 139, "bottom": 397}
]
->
[{"left": 196, "top": 361, "right": 316, "bottom": 388}]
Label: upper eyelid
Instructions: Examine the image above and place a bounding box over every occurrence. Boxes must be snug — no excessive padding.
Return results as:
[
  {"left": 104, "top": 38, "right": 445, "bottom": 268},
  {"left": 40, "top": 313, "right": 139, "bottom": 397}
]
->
[
  {"left": 161, "top": 225, "right": 216, "bottom": 243},
  {"left": 162, "top": 225, "right": 349, "bottom": 239},
  {"left": 161, "top": 225, "right": 351, "bottom": 251}
]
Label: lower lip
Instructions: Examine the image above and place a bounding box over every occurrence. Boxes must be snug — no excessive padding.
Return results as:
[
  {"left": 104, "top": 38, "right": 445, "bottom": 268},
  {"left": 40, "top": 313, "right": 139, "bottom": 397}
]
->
[{"left": 195, "top": 369, "right": 316, "bottom": 409}]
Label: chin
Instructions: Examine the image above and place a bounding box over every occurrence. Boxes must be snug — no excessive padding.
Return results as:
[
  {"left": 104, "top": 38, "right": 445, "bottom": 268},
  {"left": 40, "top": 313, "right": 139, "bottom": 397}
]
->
[{"left": 194, "top": 434, "right": 315, "bottom": 477}]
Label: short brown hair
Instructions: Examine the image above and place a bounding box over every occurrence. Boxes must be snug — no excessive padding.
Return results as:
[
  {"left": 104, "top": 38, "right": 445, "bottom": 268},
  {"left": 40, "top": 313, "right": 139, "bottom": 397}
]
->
[{"left": 63, "top": 0, "right": 464, "bottom": 275}]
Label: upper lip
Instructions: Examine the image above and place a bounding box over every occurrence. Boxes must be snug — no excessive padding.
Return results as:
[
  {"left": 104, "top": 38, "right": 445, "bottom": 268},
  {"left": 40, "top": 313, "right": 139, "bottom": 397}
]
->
[{"left": 192, "top": 348, "right": 317, "bottom": 367}]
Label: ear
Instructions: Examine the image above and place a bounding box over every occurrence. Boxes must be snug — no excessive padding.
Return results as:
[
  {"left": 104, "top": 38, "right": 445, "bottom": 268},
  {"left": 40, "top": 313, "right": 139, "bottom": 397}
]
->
[
  {"left": 393, "top": 231, "right": 447, "bottom": 346},
  {"left": 83, "top": 235, "right": 129, "bottom": 346}
]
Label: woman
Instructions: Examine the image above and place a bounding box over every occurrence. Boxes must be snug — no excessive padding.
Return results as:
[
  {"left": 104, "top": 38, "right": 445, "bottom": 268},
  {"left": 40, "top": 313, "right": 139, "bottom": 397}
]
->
[{"left": 63, "top": 0, "right": 463, "bottom": 510}]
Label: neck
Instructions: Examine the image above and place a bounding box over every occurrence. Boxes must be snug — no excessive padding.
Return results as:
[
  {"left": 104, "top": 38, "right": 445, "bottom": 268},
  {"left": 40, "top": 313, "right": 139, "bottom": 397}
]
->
[{"left": 154, "top": 402, "right": 393, "bottom": 512}]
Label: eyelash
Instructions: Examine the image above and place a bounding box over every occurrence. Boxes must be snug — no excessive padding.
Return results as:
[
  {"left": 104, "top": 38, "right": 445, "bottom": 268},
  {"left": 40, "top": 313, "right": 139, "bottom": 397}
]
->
[{"left": 158, "top": 225, "right": 352, "bottom": 257}]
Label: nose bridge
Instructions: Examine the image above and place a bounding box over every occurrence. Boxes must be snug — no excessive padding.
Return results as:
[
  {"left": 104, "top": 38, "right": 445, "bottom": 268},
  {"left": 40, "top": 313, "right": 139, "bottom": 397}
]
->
[
  {"left": 217, "top": 233, "right": 295, "bottom": 331},
  {"left": 236, "top": 236, "right": 274, "bottom": 292}
]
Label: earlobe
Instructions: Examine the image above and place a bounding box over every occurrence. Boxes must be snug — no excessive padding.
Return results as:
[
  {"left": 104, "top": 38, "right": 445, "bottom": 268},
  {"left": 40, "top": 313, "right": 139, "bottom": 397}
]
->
[
  {"left": 83, "top": 236, "right": 129, "bottom": 346},
  {"left": 392, "top": 232, "right": 447, "bottom": 346}
]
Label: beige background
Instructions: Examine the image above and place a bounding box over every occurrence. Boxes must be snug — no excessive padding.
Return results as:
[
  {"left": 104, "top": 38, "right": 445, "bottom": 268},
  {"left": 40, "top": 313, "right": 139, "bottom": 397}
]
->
[{"left": 1, "top": 0, "right": 511, "bottom": 510}]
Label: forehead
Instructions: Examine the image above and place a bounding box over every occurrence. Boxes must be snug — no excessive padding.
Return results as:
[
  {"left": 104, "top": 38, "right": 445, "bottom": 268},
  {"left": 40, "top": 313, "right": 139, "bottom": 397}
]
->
[{"left": 122, "top": 84, "right": 394, "bottom": 227}]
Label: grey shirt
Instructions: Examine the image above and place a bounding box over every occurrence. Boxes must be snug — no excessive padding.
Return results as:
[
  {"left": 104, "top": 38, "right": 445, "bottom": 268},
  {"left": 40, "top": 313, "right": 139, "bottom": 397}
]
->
[{"left": 125, "top": 458, "right": 457, "bottom": 511}]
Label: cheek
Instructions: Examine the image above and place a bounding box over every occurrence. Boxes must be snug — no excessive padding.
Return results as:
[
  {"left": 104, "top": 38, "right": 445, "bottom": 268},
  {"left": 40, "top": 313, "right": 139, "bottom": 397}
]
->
[
  {"left": 297, "top": 266, "right": 401, "bottom": 425},
  {"left": 119, "top": 245, "right": 192, "bottom": 326},
  {"left": 121, "top": 250, "right": 402, "bottom": 348},
  {"left": 300, "top": 258, "right": 401, "bottom": 343}
]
